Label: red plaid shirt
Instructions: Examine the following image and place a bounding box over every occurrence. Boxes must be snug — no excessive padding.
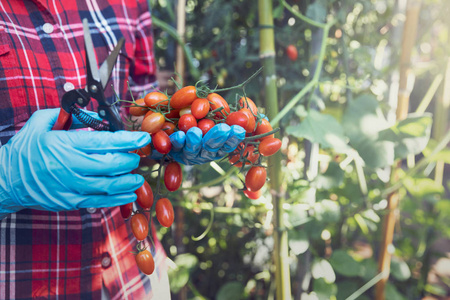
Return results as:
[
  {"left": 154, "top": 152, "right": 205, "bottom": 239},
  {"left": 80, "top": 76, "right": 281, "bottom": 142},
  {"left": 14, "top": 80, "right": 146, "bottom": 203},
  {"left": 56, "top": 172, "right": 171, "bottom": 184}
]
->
[{"left": 0, "top": 1, "right": 169, "bottom": 299}]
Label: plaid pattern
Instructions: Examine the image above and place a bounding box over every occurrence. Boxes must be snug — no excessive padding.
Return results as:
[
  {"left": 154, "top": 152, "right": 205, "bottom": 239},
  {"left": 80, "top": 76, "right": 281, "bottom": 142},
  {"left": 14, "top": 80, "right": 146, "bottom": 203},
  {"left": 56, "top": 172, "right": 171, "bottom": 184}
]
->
[{"left": 0, "top": 0, "right": 169, "bottom": 299}]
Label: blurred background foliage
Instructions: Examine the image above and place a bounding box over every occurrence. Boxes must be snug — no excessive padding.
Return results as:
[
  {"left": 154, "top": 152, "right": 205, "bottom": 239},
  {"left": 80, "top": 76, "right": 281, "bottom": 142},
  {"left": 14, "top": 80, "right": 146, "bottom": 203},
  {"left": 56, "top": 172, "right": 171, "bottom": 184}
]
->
[{"left": 146, "top": 0, "right": 450, "bottom": 299}]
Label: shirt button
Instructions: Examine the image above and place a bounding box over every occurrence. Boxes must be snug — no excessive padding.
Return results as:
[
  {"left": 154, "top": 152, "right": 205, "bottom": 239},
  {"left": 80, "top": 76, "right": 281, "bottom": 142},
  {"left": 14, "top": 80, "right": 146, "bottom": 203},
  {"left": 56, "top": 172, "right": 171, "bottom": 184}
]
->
[
  {"left": 86, "top": 207, "right": 97, "bottom": 214},
  {"left": 101, "top": 253, "right": 112, "bottom": 269},
  {"left": 64, "top": 82, "right": 75, "bottom": 92},
  {"left": 43, "top": 23, "right": 54, "bottom": 34}
]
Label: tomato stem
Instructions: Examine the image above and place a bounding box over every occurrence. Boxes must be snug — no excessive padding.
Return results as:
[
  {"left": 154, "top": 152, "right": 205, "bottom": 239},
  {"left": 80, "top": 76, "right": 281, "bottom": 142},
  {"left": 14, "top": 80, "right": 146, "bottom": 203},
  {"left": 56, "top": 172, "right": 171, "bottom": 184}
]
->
[
  {"left": 243, "top": 128, "right": 280, "bottom": 140},
  {"left": 211, "top": 67, "right": 263, "bottom": 93}
]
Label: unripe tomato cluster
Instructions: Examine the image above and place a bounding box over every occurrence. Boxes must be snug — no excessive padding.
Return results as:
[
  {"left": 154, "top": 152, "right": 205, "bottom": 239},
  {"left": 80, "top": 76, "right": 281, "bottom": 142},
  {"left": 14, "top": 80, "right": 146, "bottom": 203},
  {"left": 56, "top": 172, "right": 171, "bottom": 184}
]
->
[{"left": 122, "top": 82, "right": 281, "bottom": 275}]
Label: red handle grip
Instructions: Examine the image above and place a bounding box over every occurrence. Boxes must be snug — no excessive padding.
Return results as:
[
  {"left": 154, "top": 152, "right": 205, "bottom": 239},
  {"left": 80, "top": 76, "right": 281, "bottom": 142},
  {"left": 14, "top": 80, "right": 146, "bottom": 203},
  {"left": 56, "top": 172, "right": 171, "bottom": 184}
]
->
[{"left": 52, "top": 109, "right": 73, "bottom": 131}]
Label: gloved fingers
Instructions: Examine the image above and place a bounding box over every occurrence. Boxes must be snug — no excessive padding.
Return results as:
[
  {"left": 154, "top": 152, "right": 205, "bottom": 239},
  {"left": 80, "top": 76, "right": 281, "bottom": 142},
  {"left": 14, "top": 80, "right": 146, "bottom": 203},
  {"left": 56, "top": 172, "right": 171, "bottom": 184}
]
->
[
  {"left": 26, "top": 108, "right": 61, "bottom": 132},
  {"left": 202, "top": 123, "right": 231, "bottom": 152},
  {"left": 70, "top": 152, "right": 140, "bottom": 176},
  {"left": 183, "top": 127, "right": 202, "bottom": 159},
  {"left": 73, "top": 173, "right": 144, "bottom": 196},
  {"left": 53, "top": 130, "right": 151, "bottom": 153},
  {"left": 169, "top": 131, "right": 186, "bottom": 151},
  {"left": 219, "top": 125, "right": 245, "bottom": 153},
  {"left": 76, "top": 193, "right": 137, "bottom": 209}
]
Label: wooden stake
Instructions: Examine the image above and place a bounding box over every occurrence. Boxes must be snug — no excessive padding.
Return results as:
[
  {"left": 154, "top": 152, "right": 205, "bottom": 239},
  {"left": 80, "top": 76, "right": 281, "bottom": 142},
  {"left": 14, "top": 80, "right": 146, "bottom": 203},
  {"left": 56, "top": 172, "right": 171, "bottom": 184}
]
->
[
  {"left": 175, "top": 0, "right": 186, "bottom": 84},
  {"left": 375, "top": 2, "right": 421, "bottom": 299}
]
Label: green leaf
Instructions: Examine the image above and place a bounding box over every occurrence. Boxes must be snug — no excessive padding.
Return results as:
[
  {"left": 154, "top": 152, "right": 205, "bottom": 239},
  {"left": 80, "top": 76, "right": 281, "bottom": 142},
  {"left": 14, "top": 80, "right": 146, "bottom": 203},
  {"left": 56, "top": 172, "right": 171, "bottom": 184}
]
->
[
  {"left": 422, "top": 138, "right": 450, "bottom": 163},
  {"left": 312, "top": 258, "right": 336, "bottom": 283},
  {"left": 306, "top": 0, "right": 327, "bottom": 22},
  {"left": 313, "top": 278, "right": 337, "bottom": 300},
  {"left": 216, "top": 282, "right": 245, "bottom": 300},
  {"left": 385, "top": 282, "right": 407, "bottom": 300},
  {"left": 288, "top": 230, "right": 310, "bottom": 255},
  {"left": 329, "top": 250, "right": 362, "bottom": 277},
  {"left": 336, "top": 280, "right": 359, "bottom": 300},
  {"left": 390, "top": 257, "right": 411, "bottom": 281},
  {"left": 287, "top": 203, "right": 311, "bottom": 227},
  {"left": 167, "top": 254, "right": 199, "bottom": 293},
  {"left": 314, "top": 162, "right": 344, "bottom": 189},
  {"left": 313, "top": 200, "right": 340, "bottom": 223},
  {"left": 342, "top": 95, "right": 394, "bottom": 168},
  {"left": 378, "top": 113, "right": 432, "bottom": 159},
  {"left": 286, "top": 110, "right": 350, "bottom": 153},
  {"left": 403, "top": 177, "right": 445, "bottom": 198}
]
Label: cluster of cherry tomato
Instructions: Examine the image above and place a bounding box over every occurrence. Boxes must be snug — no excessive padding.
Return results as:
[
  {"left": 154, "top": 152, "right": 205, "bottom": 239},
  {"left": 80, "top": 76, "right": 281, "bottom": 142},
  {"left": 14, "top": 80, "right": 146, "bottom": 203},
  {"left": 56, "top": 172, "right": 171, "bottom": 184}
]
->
[{"left": 120, "top": 83, "right": 281, "bottom": 275}]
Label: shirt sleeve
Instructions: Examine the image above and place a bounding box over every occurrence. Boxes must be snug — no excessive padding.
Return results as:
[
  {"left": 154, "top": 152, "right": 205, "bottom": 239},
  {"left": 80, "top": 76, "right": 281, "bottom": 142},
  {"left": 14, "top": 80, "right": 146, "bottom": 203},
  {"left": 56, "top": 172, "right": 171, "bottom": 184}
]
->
[{"left": 129, "top": 0, "right": 158, "bottom": 99}]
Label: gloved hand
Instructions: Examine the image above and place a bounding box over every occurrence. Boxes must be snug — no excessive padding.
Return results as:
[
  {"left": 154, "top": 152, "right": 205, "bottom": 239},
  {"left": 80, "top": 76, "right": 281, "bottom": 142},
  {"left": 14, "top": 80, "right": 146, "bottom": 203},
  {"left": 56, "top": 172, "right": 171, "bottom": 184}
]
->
[
  {"left": 163, "top": 123, "right": 245, "bottom": 165},
  {"left": 0, "top": 108, "right": 151, "bottom": 218}
]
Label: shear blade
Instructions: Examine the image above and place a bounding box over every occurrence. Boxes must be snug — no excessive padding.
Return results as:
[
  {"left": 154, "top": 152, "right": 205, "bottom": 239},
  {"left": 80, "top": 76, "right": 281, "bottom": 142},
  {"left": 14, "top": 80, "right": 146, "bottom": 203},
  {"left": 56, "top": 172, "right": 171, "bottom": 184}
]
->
[
  {"left": 82, "top": 19, "right": 101, "bottom": 83},
  {"left": 99, "top": 38, "right": 125, "bottom": 90}
]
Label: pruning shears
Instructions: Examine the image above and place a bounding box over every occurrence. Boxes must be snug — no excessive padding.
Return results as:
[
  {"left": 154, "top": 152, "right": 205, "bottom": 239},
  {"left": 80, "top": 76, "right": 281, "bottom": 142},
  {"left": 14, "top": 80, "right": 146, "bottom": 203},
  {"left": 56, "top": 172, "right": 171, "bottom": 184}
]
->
[{"left": 52, "top": 18, "right": 125, "bottom": 132}]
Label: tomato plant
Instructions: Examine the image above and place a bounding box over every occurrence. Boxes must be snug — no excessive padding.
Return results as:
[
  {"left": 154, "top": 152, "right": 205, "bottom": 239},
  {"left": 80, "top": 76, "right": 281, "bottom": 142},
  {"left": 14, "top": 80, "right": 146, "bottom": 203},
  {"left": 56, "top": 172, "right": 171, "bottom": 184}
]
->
[
  {"left": 135, "top": 180, "right": 154, "bottom": 210},
  {"left": 197, "top": 119, "right": 215, "bottom": 136},
  {"left": 238, "top": 97, "right": 258, "bottom": 115},
  {"left": 259, "top": 137, "right": 282, "bottom": 156},
  {"left": 144, "top": 91, "right": 169, "bottom": 108},
  {"left": 286, "top": 45, "right": 298, "bottom": 61},
  {"left": 191, "top": 98, "right": 210, "bottom": 119},
  {"left": 207, "top": 93, "right": 230, "bottom": 118},
  {"left": 178, "top": 114, "right": 198, "bottom": 133},
  {"left": 152, "top": 130, "right": 172, "bottom": 154},
  {"left": 141, "top": 112, "right": 165, "bottom": 134},
  {"left": 164, "top": 162, "right": 183, "bottom": 192},
  {"left": 120, "top": 202, "right": 133, "bottom": 220},
  {"left": 239, "top": 108, "right": 256, "bottom": 133},
  {"left": 129, "top": 98, "right": 148, "bottom": 116},
  {"left": 254, "top": 119, "right": 274, "bottom": 139},
  {"left": 130, "top": 213, "right": 149, "bottom": 241},
  {"left": 135, "top": 249, "right": 155, "bottom": 275},
  {"left": 155, "top": 198, "right": 174, "bottom": 228},
  {"left": 245, "top": 166, "right": 266, "bottom": 192},
  {"left": 170, "top": 86, "right": 197, "bottom": 109},
  {"left": 225, "top": 111, "right": 249, "bottom": 129}
]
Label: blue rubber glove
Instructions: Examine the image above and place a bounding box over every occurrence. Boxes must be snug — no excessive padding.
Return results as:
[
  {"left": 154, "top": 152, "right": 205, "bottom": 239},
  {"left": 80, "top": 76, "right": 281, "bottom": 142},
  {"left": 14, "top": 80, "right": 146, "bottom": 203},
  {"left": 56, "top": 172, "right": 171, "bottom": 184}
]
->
[
  {"left": 154, "top": 123, "right": 245, "bottom": 165},
  {"left": 0, "top": 108, "right": 151, "bottom": 218}
]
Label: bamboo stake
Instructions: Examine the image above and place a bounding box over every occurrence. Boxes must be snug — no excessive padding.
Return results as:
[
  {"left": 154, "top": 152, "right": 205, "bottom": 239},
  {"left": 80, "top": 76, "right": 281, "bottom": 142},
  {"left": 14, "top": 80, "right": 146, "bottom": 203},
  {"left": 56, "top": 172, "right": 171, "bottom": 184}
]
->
[
  {"left": 375, "top": 2, "right": 421, "bottom": 299},
  {"left": 175, "top": 0, "right": 186, "bottom": 84},
  {"left": 258, "top": 1, "right": 291, "bottom": 299},
  {"left": 433, "top": 58, "right": 450, "bottom": 185}
]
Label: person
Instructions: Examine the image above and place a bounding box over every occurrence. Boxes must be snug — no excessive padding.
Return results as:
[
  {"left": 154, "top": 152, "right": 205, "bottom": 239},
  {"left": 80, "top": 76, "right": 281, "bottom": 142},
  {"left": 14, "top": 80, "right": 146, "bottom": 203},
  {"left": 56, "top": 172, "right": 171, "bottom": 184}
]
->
[{"left": 0, "top": 1, "right": 244, "bottom": 299}]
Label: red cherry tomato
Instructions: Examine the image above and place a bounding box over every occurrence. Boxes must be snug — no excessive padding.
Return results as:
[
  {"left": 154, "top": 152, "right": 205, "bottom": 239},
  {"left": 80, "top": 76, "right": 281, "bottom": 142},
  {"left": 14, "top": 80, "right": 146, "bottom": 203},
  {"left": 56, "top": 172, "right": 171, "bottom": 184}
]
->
[
  {"left": 129, "top": 98, "right": 148, "bottom": 116},
  {"left": 286, "top": 45, "right": 298, "bottom": 61},
  {"left": 245, "top": 166, "right": 266, "bottom": 192},
  {"left": 243, "top": 188, "right": 262, "bottom": 200},
  {"left": 164, "top": 162, "right": 182, "bottom": 192},
  {"left": 165, "top": 109, "right": 180, "bottom": 119},
  {"left": 259, "top": 138, "right": 282, "bottom": 156},
  {"left": 178, "top": 114, "right": 198, "bottom": 133},
  {"left": 255, "top": 119, "right": 274, "bottom": 140},
  {"left": 228, "top": 145, "right": 259, "bottom": 167},
  {"left": 120, "top": 202, "right": 133, "bottom": 220},
  {"left": 144, "top": 91, "right": 169, "bottom": 108},
  {"left": 197, "top": 119, "right": 215, "bottom": 136},
  {"left": 238, "top": 97, "right": 258, "bottom": 116},
  {"left": 135, "top": 180, "right": 154, "bottom": 210},
  {"left": 170, "top": 86, "right": 197, "bottom": 109},
  {"left": 133, "top": 143, "right": 152, "bottom": 157},
  {"left": 207, "top": 93, "right": 230, "bottom": 119},
  {"left": 141, "top": 112, "right": 165, "bottom": 134},
  {"left": 179, "top": 107, "right": 192, "bottom": 116},
  {"left": 191, "top": 98, "right": 210, "bottom": 119},
  {"left": 152, "top": 130, "right": 172, "bottom": 154},
  {"left": 226, "top": 111, "right": 249, "bottom": 129},
  {"left": 161, "top": 122, "right": 176, "bottom": 136},
  {"left": 229, "top": 153, "right": 243, "bottom": 168},
  {"left": 135, "top": 249, "right": 155, "bottom": 275},
  {"left": 130, "top": 213, "right": 149, "bottom": 241},
  {"left": 155, "top": 198, "right": 174, "bottom": 227},
  {"left": 239, "top": 108, "right": 256, "bottom": 133}
]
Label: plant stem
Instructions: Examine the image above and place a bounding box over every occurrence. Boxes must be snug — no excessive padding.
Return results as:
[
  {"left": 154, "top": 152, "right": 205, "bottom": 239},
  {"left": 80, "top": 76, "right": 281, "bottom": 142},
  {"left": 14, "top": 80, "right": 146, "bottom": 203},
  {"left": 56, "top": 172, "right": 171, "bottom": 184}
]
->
[
  {"left": 345, "top": 272, "right": 388, "bottom": 300},
  {"left": 280, "top": 0, "right": 326, "bottom": 28},
  {"left": 259, "top": 1, "right": 291, "bottom": 299}
]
